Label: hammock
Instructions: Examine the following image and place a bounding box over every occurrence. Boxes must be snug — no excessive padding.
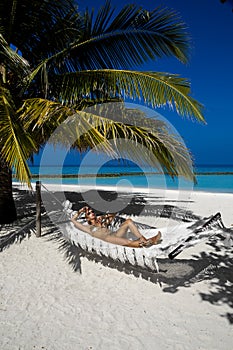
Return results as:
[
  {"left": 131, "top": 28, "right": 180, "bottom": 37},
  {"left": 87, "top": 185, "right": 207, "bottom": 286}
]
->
[{"left": 53, "top": 200, "right": 232, "bottom": 272}]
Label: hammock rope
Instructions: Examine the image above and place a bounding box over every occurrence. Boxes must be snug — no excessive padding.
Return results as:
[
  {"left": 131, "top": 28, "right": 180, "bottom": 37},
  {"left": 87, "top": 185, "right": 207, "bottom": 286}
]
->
[
  {"left": 39, "top": 183, "right": 233, "bottom": 272},
  {"left": 58, "top": 203, "right": 232, "bottom": 272},
  {"left": 2, "top": 183, "right": 231, "bottom": 273}
]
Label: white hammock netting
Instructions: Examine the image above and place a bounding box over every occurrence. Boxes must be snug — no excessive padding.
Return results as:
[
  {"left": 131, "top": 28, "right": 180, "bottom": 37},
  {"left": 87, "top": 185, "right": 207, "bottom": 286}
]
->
[{"left": 54, "top": 201, "right": 232, "bottom": 272}]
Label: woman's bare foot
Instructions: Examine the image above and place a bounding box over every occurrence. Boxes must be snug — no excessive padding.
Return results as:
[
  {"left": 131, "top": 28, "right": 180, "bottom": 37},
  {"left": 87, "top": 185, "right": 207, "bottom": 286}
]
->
[
  {"left": 139, "top": 235, "right": 148, "bottom": 246},
  {"left": 151, "top": 231, "right": 162, "bottom": 244},
  {"left": 143, "top": 231, "right": 162, "bottom": 247}
]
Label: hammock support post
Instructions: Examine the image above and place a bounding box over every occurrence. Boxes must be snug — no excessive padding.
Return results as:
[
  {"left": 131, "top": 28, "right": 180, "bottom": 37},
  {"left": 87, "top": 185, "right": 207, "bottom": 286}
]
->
[{"left": 36, "top": 181, "right": 41, "bottom": 237}]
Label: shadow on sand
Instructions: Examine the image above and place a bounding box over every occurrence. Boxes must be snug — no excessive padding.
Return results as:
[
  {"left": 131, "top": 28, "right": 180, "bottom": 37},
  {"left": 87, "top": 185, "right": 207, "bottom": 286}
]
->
[
  {"left": 47, "top": 226, "right": 233, "bottom": 325},
  {"left": 1, "top": 187, "right": 233, "bottom": 324}
]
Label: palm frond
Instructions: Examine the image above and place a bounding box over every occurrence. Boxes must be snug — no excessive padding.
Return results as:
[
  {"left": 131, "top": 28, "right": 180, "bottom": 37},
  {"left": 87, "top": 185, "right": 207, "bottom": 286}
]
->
[
  {"left": 91, "top": 0, "right": 115, "bottom": 34},
  {"left": 18, "top": 98, "right": 115, "bottom": 156},
  {"left": 17, "top": 98, "right": 76, "bottom": 148},
  {"left": 0, "top": 1, "right": 203, "bottom": 186},
  {"left": 65, "top": 3, "right": 190, "bottom": 70},
  {"left": 53, "top": 69, "right": 205, "bottom": 122},
  {"left": 80, "top": 103, "right": 195, "bottom": 181},
  {"left": 0, "top": 33, "right": 30, "bottom": 78},
  {"left": 0, "top": 0, "right": 82, "bottom": 76},
  {"left": 0, "top": 86, "right": 36, "bottom": 185},
  {"left": 18, "top": 99, "right": 195, "bottom": 180},
  {"left": 40, "top": 2, "right": 190, "bottom": 73}
]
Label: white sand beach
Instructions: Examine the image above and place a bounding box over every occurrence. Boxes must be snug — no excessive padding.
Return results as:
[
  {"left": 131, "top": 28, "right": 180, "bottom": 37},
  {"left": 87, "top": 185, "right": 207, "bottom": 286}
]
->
[{"left": 0, "top": 184, "right": 233, "bottom": 350}]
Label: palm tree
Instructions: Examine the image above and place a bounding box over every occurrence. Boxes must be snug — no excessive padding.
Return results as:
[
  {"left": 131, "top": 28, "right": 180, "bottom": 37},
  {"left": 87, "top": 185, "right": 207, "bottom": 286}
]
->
[{"left": 0, "top": 0, "right": 205, "bottom": 224}]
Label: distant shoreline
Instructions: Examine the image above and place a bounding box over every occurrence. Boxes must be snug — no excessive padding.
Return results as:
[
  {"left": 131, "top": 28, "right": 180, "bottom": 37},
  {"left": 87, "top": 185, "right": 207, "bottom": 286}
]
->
[
  {"left": 26, "top": 171, "right": 233, "bottom": 178},
  {"left": 12, "top": 167, "right": 233, "bottom": 194},
  {"left": 30, "top": 171, "right": 158, "bottom": 178}
]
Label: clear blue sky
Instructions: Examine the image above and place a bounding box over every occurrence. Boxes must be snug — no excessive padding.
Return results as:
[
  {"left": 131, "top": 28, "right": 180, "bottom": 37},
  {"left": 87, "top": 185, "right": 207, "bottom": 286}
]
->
[{"left": 75, "top": 0, "right": 233, "bottom": 166}]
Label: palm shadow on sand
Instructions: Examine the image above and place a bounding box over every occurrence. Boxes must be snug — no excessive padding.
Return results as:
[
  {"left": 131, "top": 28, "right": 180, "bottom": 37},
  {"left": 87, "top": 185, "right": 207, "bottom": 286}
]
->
[{"left": 1, "top": 187, "right": 233, "bottom": 324}]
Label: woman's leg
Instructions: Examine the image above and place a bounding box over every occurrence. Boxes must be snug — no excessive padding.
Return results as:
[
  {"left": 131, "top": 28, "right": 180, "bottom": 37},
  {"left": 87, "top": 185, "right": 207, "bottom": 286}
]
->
[
  {"left": 91, "top": 220, "right": 161, "bottom": 248},
  {"left": 90, "top": 227, "right": 143, "bottom": 247},
  {"left": 115, "top": 219, "right": 146, "bottom": 241},
  {"left": 104, "top": 231, "right": 161, "bottom": 248},
  {"left": 104, "top": 235, "right": 142, "bottom": 247}
]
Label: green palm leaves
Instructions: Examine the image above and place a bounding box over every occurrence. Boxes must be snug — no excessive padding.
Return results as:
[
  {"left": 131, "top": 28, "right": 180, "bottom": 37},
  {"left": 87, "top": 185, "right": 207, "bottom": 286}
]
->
[
  {"left": 0, "top": 86, "right": 35, "bottom": 183},
  {"left": 0, "top": 0, "right": 205, "bottom": 188},
  {"left": 68, "top": 2, "right": 190, "bottom": 70},
  {"left": 0, "top": 34, "right": 29, "bottom": 80},
  {"left": 44, "top": 2, "right": 191, "bottom": 73},
  {"left": 55, "top": 70, "right": 204, "bottom": 121},
  {"left": 18, "top": 98, "right": 195, "bottom": 181}
]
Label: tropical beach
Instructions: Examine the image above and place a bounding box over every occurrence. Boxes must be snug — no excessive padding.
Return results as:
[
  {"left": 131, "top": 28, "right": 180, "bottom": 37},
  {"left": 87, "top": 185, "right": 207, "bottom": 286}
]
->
[
  {"left": 1, "top": 0, "right": 233, "bottom": 349},
  {"left": 0, "top": 183, "right": 233, "bottom": 350}
]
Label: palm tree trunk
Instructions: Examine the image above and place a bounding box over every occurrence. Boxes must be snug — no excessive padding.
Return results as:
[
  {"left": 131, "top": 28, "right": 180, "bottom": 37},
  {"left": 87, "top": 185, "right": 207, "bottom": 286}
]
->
[{"left": 0, "top": 158, "right": 17, "bottom": 223}]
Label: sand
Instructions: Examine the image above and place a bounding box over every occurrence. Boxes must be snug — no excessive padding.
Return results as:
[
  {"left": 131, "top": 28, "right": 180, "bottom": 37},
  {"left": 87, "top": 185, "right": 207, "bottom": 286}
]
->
[{"left": 0, "top": 184, "right": 232, "bottom": 350}]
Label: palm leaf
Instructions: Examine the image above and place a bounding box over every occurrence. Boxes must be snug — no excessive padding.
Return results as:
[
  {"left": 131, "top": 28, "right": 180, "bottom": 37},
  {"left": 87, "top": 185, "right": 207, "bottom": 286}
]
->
[
  {"left": 0, "top": 86, "right": 36, "bottom": 185},
  {"left": 65, "top": 2, "right": 190, "bottom": 70},
  {"left": 0, "top": 1, "right": 204, "bottom": 186},
  {"left": 18, "top": 98, "right": 115, "bottom": 155},
  {"left": 0, "top": 0, "right": 80, "bottom": 51},
  {"left": 0, "top": 33, "right": 30, "bottom": 79},
  {"left": 80, "top": 103, "right": 195, "bottom": 181},
  {"left": 42, "top": 2, "right": 190, "bottom": 73},
  {"left": 18, "top": 98, "right": 195, "bottom": 180},
  {"left": 52, "top": 69, "right": 204, "bottom": 122}
]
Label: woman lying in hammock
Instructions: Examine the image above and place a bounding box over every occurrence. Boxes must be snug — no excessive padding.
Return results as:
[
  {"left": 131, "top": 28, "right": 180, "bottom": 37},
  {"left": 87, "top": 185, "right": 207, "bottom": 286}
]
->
[{"left": 71, "top": 206, "right": 161, "bottom": 248}]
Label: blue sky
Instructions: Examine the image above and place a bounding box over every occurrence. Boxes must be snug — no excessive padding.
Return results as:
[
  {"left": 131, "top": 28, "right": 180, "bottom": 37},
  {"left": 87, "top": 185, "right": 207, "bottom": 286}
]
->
[
  {"left": 35, "top": 1, "right": 233, "bottom": 167},
  {"left": 75, "top": 0, "right": 233, "bottom": 165}
]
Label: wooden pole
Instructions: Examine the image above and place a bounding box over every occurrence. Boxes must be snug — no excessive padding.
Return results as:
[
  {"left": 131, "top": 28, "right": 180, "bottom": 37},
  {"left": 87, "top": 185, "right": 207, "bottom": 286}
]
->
[{"left": 36, "top": 181, "right": 41, "bottom": 237}]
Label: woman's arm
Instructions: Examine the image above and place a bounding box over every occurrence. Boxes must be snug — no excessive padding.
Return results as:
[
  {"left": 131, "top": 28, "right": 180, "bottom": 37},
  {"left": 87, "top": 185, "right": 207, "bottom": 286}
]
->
[
  {"left": 73, "top": 206, "right": 88, "bottom": 219},
  {"left": 70, "top": 209, "right": 92, "bottom": 234}
]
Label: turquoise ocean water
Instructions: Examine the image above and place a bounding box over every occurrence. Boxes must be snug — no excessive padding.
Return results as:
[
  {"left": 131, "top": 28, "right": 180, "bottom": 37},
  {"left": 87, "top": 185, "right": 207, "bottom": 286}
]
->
[{"left": 22, "top": 165, "right": 233, "bottom": 193}]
